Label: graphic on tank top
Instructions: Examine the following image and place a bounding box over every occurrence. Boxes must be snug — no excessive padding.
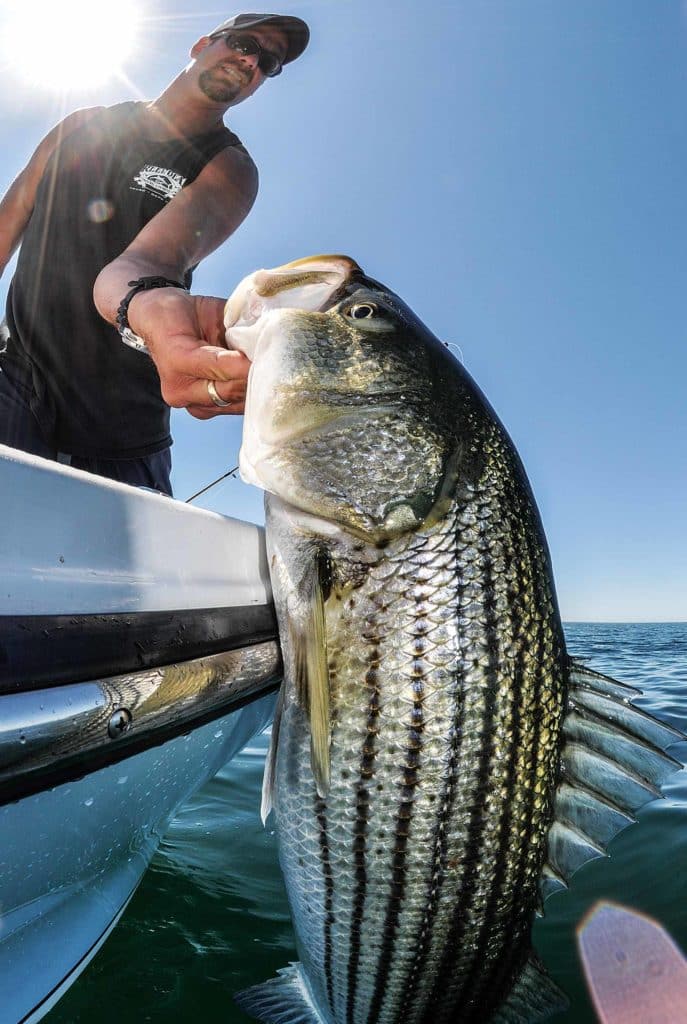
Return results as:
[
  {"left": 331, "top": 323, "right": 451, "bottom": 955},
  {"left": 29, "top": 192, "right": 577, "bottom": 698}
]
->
[
  {"left": 5, "top": 101, "right": 249, "bottom": 457},
  {"left": 131, "top": 164, "right": 187, "bottom": 201}
]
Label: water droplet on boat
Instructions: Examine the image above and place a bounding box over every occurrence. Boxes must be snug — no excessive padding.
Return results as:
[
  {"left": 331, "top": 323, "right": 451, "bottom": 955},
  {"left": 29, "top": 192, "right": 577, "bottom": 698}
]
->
[{"left": 84, "top": 797, "right": 94, "bottom": 807}]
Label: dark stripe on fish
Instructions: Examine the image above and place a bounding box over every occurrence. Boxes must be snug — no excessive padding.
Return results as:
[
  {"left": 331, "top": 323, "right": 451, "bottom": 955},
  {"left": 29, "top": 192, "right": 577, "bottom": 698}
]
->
[
  {"left": 366, "top": 649, "right": 426, "bottom": 1024},
  {"left": 465, "top": 497, "right": 556, "bottom": 1016},
  {"left": 476, "top": 632, "right": 546, "bottom": 1015},
  {"left": 420, "top": 537, "right": 501, "bottom": 1023},
  {"left": 477, "top": 582, "right": 553, "bottom": 1012},
  {"left": 398, "top": 693, "right": 465, "bottom": 1019},
  {"left": 397, "top": 543, "right": 467, "bottom": 1019},
  {"left": 316, "top": 796, "right": 335, "bottom": 1013},
  {"left": 346, "top": 644, "right": 382, "bottom": 1024},
  {"left": 448, "top": 518, "right": 526, "bottom": 1016}
]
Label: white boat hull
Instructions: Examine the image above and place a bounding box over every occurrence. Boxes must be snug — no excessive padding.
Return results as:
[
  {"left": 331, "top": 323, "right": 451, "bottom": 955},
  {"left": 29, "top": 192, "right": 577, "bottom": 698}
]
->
[
  {"left": 0, "top": 447, "right": 278, "bottom": 1022},
  {"left": 1, "top": 694, "right": 274, "bottom": 1024}
]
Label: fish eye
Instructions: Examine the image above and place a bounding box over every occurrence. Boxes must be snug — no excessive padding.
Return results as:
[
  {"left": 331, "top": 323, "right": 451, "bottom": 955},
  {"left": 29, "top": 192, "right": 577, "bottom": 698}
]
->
[{"left": 347, "top": 303, "right": 377, "bottom": 320}]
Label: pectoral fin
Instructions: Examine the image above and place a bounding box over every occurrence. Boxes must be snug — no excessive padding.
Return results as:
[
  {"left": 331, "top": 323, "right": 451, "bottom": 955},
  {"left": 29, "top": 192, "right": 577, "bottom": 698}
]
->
[
  {"left": 261, "top": 684, "right": 285, "bottom": 825},
  {"left": 540, "top": 659, "right": 683, "bottom": 904},
  {"left": 289, "top": 550, "right": 331, "bottom": 798}
]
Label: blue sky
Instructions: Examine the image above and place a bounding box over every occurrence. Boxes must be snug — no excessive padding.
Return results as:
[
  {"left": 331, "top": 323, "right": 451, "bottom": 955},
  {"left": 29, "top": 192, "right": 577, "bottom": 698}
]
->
[{"left": 1, "top": 0, "right": 685, "bottom": 621}]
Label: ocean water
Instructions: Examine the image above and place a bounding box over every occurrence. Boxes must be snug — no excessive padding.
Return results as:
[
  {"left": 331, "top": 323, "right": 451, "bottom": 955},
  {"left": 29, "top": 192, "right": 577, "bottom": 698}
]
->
[{"left": 46, "top": 623, "right": 687, "bottom": 1024}]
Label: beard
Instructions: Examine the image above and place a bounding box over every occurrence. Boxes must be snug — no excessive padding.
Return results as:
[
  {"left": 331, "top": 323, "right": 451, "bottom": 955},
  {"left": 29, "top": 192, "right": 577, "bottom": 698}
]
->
[{"left": 198, "top": 64, "right": 249, "bottom": 103}]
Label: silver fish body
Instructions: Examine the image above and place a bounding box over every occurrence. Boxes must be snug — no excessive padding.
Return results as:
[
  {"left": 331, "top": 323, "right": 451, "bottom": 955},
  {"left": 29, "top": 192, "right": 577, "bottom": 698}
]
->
[{"left": 228, "top": 256, "right": 682, "bottom": 1024}]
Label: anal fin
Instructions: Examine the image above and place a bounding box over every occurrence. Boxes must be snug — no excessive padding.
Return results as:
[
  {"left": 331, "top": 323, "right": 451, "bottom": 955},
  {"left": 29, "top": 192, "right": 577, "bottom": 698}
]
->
[
  {"left": 490, "top": 951, "right": 569, "bottom": 1022},
  {"left": 235, "top": 963, "right": 326, "bottom": 1024}
]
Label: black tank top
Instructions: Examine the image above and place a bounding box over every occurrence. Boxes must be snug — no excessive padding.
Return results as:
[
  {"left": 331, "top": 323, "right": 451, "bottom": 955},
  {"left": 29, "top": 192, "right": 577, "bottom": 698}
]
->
[{"left": 4, "top": 102, "right": 247, "bottom": 457}]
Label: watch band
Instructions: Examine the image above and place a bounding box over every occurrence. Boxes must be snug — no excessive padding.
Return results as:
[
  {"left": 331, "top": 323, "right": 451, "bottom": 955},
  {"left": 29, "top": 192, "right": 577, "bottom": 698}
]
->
[{"left": 116, "top": 276, "right": 187, "bottom": 354}]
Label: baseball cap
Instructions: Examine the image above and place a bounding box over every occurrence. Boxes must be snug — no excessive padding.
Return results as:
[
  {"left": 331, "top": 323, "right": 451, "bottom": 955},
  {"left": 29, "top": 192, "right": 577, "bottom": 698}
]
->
[{"left": 208, "top": 13, "right": 310, "bottom": 65}]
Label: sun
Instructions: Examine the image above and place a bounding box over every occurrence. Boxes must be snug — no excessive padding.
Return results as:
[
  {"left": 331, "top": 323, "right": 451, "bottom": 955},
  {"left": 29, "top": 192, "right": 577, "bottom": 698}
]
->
[{"left": 1, "top": 0, "right": 143, "bottom": 92}]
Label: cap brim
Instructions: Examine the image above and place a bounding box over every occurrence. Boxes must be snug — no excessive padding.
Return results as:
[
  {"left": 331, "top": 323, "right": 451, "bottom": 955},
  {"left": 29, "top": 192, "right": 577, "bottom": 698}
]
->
[{"left": 210, "top": 14, "right": 309, "bottom": 64}]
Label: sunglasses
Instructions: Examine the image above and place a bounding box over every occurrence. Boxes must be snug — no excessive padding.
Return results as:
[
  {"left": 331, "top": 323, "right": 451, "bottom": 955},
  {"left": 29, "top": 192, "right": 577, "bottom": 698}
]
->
[{"left": 215, "top": 31, "right": 283, "bottom": 78}]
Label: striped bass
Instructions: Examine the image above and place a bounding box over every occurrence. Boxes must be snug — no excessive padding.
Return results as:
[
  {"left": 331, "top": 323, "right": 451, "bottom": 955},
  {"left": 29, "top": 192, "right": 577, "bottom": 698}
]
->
[{"left": 225, "top": 255, "right": 683, "bottom": 1023}]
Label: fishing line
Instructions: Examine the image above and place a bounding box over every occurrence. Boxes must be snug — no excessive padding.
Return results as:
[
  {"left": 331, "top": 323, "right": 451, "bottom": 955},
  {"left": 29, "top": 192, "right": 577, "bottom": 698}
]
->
[
  {"left": 443, "top": 340, "right": 465, "bottom": 365},
  {"left": 185, "top": 465, "right": 239, "bottom": 503}
]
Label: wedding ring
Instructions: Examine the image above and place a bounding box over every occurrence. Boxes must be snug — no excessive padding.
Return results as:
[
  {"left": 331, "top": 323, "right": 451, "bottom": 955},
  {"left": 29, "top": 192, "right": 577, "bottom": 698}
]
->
[{"left": 207, "top": 379, "right": 231, "bottom": 408}]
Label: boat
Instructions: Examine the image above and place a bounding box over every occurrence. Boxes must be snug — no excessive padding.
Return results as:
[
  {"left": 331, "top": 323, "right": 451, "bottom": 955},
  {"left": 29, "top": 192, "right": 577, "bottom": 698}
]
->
[{"left": 0, "top": 444, "right": 280, "bottom": 1024}]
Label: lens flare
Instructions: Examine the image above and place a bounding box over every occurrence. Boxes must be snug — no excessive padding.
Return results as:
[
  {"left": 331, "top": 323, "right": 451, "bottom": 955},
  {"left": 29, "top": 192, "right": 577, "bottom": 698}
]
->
[{"left": 1, "top": 0, "right": 143, "bottom": 91}]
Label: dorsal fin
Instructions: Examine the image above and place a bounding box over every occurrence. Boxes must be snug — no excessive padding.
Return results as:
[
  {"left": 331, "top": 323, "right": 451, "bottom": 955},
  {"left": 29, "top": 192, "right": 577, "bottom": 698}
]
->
[{"left": 540, "top": 659, "right": 683, "bottom": 904}]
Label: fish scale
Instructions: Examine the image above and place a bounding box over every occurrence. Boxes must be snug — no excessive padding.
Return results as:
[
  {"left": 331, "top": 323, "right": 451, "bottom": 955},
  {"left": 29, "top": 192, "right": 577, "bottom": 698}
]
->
[
  {"left": 230, "top": 255, "right": 684, "bottom": 1024},
  {"left": 271, "top": 434, "right": 566, "bottom": 1024}
]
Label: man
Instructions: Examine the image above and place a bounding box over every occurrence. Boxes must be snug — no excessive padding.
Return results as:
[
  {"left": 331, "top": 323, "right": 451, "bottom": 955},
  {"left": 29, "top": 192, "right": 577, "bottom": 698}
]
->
[{"left": 0, "top": 13, "right": 309, "bottom": 495}]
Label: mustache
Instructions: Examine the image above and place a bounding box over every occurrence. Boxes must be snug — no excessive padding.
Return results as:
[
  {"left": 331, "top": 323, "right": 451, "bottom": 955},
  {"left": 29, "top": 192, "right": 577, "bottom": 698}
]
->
[{"left": 212, "top": 60, "right": 252, "bottom": 84}]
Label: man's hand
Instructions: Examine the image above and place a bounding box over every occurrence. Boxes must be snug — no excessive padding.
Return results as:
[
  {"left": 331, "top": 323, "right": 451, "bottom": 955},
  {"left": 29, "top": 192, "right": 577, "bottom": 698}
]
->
[{"left": 127, "top": 287, "right": 250, "bottom": 418}]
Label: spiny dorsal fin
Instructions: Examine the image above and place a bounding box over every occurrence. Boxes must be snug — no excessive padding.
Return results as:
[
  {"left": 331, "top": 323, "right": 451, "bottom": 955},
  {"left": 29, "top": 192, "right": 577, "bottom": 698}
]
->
[
  {"left": 289, "top": 549, "right": 331, "bottom": 798},
  {"left": 490, "top": 951, "right": 569, "bottom": 1022},
  {"left": 540, "top": 658, "right": 684, "bottom": 904}
]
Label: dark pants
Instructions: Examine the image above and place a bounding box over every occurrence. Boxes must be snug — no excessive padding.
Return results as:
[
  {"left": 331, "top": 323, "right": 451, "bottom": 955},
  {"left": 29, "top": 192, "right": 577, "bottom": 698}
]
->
[{"left": 0, "top": 356, "right": 173, "bottom": 495}]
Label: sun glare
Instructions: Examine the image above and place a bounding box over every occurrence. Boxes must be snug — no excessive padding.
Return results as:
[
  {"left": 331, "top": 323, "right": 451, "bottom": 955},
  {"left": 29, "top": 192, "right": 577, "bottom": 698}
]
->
[{"left": 1, "top": 0, "right": 143, "bottom": 92}]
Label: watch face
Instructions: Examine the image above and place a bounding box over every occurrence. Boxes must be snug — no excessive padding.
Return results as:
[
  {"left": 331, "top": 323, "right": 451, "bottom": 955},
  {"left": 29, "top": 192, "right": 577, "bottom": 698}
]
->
[
  {"left": 119, "top": 326, "right": 150, "bottom": 355},
  {"left": 116, "top": 278, "right": 186, "bottom": 355}
]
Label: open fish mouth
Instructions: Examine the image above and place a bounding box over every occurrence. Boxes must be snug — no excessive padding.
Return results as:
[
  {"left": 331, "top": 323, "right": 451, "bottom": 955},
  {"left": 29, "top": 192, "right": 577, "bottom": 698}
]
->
[
  {"left": 224, "top": 255, "right": 363, "bottom": 359},
  {"left": 275, "top": 386, "right": 419, "bottom": 406}
]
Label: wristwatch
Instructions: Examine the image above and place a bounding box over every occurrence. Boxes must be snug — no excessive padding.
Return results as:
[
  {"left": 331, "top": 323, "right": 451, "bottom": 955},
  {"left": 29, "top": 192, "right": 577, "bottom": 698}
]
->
[{"left": 116, "top": 276, "right": 187, "bottom": 353}]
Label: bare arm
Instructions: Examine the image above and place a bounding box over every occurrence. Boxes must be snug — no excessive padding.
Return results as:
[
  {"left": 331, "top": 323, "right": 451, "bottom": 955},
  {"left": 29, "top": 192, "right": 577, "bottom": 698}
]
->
[
  {"left": 0, "top": 108, "right": 103, "bottom": 277},
  {"left": 93, "top": 145, "right": 258, "bottom": 418}
]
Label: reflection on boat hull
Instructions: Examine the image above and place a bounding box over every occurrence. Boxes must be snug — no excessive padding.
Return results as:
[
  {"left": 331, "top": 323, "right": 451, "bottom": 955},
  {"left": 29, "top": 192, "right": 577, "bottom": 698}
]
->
[{"left": 1, "top": 693, "right": 275, "bottom": 1024}]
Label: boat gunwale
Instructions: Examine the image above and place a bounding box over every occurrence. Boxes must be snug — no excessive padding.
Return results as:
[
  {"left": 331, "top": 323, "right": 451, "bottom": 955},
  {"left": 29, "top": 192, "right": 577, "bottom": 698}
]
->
[{"left": 0, "top": 604, "right": 279, "bottom": 695}]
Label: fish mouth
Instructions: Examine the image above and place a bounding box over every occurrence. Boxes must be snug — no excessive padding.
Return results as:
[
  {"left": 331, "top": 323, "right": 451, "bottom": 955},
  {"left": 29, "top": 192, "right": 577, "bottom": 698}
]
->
[
  {"left": 232, "top": 255, "right": 402, "bottom": 497},
  {"left": 278, "top": 386, "right": 418, "bottom": 407},
  {"left": 251, "top": 403, "right": 401, "bottom": 453},
  {"left": 224, "top": 255, "right": 364, "bottom": 358},
  {"left": 253, "top": 389, "right": 409, "bottom": 450}
]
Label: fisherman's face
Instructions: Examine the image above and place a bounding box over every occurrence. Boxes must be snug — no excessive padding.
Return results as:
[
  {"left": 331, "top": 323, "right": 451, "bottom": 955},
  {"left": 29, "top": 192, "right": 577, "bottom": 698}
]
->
[{"left": 193, "top": 27, "right": 288, "bottom": 106}]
